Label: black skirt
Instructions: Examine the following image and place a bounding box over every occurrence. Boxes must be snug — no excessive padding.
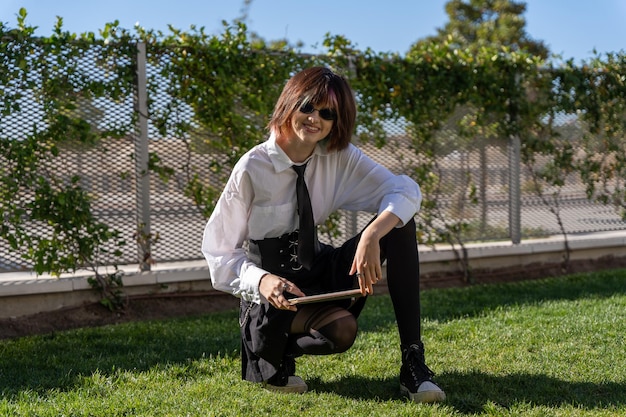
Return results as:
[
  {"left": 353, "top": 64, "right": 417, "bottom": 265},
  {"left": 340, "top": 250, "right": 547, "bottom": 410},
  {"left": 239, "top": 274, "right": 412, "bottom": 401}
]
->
[{"left": 240, "top": 232, "right": 366, "bottom": 382}]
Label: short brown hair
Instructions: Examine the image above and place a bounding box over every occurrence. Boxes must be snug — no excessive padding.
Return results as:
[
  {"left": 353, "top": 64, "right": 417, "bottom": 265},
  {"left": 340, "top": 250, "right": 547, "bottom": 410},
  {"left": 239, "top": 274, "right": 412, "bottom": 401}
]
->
[{"left": 267, "top": 66, "right": 356, "bottom": 152}]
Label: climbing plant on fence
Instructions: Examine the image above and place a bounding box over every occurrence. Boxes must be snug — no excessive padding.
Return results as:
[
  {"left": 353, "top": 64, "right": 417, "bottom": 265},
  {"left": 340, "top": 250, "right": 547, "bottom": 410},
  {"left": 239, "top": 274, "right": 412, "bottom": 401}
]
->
[
  {"left": 0, "top": 11, "right": 136, "bottom": 307},
  {"left": 138, "top": 22, "right": 317, "bottom": 219},
  {"left": 2, "top": 8, "right": 626, "bottom": 291},
  {"left": 302, "top": 35, "right": 626, "bottom": 278}
]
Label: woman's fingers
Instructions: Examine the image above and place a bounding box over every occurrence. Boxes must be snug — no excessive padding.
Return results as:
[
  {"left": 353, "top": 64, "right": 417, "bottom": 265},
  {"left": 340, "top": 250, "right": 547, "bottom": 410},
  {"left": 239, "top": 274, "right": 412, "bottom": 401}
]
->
[
  {"left": 271, "top": 279, "right": 302, "bottom": 311},
  {"left": 356, "top": 267, "right": 380, "bottom": 295}
]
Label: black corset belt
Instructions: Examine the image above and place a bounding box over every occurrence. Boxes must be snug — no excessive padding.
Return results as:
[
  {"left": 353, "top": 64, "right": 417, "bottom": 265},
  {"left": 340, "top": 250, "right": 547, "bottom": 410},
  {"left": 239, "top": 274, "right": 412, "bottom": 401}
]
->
[{"left": 250, "top": 231, "right": 321, "bottom": 274}]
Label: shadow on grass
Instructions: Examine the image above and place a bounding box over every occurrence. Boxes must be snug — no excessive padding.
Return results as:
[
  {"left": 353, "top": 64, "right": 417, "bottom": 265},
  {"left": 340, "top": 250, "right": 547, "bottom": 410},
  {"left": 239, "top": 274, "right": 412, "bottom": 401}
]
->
[
  {"left": 309, "top": 370, "right": 626, "bottom": 413},
  {"left": 0, "top": 310, "right": 242, "bottom": 396}
]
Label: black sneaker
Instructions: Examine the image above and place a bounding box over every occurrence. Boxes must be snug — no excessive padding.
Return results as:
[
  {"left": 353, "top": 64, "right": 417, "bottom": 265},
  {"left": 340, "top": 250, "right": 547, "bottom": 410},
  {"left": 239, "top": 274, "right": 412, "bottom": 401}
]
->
[
  {"left": 263, "top": 355, "right": 308, "bottom": 394},
  {"left": 399, "top": 343, "right": 446, "bottom": 403}
]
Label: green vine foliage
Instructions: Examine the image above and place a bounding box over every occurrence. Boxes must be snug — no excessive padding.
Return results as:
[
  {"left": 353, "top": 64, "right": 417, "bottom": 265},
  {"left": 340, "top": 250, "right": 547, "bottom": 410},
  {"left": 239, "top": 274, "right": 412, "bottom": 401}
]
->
[
  {"left": 1, "top": 11, "right": 128, "bottom": 277},
  {"left": 553, "top": 54, "right": 626, "bottom": 216},
  {"left": 2, "top": 8, "right": 626, "bottom": 285},
  {"left": 344, "top": 39, "right": 546, "bottom": 251}
]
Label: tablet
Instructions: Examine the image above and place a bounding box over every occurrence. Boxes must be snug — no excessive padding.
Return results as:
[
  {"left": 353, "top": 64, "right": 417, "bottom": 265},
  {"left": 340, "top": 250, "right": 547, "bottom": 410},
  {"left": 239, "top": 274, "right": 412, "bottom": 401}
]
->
[{"left": 288, "top": 289, "right": 363, "bottom": 305}]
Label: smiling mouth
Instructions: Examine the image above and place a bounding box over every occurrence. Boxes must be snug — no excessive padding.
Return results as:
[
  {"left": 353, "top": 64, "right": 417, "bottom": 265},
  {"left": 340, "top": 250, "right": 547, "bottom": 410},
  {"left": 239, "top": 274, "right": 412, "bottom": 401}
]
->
[{"left": 303, "top": 123, "right": 320, "bottom": 133}]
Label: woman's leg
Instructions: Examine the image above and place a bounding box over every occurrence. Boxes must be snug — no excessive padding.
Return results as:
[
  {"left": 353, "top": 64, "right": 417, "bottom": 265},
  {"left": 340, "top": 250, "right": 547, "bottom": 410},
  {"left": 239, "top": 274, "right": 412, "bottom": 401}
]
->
[
  {"left": 287, "top": 304, "right": 358, "bottom": 356},
  {"left": 329, "top": 215, "right": 423, "bottom": 345},
  {"left": 379, "top": 218, "right": 446, "bottom": 402},
  {"left": 379, "top": 218, "right": 422, "bottom": 345}
]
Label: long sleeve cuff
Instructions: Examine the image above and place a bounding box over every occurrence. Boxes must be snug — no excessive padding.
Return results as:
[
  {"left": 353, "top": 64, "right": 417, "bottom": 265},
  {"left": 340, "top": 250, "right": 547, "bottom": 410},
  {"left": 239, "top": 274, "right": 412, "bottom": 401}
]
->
[
  {"left": 380, "top": 194, "right": 419, "bottom": 227},
  {"left": 239, "top": 263, "right": 268, "bottom": 304}
]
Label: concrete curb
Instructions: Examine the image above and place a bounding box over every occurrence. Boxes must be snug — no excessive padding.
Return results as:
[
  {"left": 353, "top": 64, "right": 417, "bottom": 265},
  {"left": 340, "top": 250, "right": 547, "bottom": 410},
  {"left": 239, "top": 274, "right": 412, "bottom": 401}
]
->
[{"left": 2, "top": 231, "right": 626, "bottom": 318}]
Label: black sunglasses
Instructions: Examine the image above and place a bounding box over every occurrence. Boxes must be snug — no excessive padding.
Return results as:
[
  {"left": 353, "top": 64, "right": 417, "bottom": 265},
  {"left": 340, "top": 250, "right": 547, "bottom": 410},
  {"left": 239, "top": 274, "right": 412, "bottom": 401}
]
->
[{"left": 298, "top": 102, "right": 337, "bottom": 121}]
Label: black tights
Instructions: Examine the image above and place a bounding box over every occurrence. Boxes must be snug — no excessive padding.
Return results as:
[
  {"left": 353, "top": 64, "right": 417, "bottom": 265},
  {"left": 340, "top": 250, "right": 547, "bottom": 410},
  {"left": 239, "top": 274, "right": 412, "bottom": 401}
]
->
[
  {"left": 380, "top": 218, "right": 422, "bottom": 345},
  {"left": 287, "top": 304, "right": 358, "bottom": 356},
  {"left": 284, "top": 218, "right": 422, "bottom": 357}
]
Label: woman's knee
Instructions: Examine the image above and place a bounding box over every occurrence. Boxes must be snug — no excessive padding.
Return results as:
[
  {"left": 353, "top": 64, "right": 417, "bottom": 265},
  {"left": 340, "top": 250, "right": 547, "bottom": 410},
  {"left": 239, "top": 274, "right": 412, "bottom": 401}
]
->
[{"left": 318, "top": 313, "right": 358, "bottom": 353}]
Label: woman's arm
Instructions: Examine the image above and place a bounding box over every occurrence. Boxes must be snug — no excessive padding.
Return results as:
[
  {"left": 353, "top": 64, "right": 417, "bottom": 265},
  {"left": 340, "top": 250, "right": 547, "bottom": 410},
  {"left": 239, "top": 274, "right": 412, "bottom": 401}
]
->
[
  {"left": 201, "top": 171, "right": 267, "bottom": 303},
  {"left": 348, "top": 211, "right": 401, "bottom": 295}
]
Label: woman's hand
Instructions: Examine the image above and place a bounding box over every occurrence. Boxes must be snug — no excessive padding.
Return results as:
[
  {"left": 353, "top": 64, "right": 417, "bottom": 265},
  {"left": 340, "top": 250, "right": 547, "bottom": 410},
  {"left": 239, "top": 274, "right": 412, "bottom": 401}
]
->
[
  {"left": 350, "top": 230, "right": 382, "bottom": 295},
  {"left": 259, "top": 273, "right": 305, "bottom": 311},
  {"left": 349, "top": 212, "right": 401, "bottom": 296}
]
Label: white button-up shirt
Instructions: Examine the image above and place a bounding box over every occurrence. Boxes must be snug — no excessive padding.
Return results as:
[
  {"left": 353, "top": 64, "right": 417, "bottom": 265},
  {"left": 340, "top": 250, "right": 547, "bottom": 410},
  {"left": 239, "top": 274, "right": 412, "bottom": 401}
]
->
[{"left": 201, "top": 133, "right": 422, "bottom": 304}]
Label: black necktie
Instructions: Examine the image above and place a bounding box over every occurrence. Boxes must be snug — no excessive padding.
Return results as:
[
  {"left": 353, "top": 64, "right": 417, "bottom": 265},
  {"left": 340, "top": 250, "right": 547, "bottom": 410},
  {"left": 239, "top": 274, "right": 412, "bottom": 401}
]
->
[{"left": 292, "top": 163, "right": 315, "bottom": 269}]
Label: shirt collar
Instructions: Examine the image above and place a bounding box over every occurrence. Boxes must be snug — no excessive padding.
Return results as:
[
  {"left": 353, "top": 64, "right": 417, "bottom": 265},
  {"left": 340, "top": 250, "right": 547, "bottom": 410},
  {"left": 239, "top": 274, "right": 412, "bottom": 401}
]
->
[{"left": 267, "top": 132, "right": 330, "bottom": 172}]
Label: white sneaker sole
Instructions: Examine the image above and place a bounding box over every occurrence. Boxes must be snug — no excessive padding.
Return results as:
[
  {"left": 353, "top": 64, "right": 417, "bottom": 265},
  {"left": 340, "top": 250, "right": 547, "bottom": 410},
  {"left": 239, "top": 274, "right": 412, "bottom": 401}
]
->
[{"left": 400, "top": 382, "right": 446, "bottom": 403}]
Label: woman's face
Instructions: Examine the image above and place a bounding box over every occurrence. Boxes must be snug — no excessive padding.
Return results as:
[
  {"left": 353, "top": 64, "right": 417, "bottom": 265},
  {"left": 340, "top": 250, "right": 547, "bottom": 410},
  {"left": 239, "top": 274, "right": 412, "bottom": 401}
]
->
[{"left": 288, "top": 102, "right": 335, "bottom": 146}]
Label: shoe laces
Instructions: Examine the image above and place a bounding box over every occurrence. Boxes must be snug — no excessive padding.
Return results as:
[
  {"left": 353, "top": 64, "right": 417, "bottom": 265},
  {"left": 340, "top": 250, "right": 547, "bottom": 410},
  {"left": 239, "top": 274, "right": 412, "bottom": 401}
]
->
[{"left": 403, "top": 344, "right": 435, "bottom": 383}]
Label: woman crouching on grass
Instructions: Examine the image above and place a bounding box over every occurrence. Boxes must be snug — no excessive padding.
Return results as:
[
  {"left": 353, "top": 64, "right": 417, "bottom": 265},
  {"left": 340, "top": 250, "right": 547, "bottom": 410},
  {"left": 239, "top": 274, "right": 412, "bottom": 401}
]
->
[{"left": 201, "top": 66, "right": 445, "bottom": 403}]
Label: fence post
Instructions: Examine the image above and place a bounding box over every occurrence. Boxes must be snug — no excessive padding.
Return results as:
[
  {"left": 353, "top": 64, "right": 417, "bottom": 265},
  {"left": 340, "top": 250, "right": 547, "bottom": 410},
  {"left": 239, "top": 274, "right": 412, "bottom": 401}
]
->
[
  {"left": 508, "top": 134, "right": 521, "bottom": 244},
  {"left": 508, "top": 72, "right": 523, "bottom": 245},
  {"left": 134, "top": 41, "right": 151, "bottom": 270}
]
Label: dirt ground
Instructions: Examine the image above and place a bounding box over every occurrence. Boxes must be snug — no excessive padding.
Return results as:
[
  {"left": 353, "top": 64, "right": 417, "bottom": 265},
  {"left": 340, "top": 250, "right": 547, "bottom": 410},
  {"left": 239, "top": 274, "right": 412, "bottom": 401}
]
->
[{"left": 0, "top": 292, "right": 240, "bottom": 340}]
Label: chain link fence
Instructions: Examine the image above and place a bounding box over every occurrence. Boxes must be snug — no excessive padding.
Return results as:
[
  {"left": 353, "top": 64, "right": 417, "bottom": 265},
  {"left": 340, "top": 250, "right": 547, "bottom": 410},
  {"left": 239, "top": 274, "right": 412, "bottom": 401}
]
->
[{"left": 2, "top": 42, "right": 625, "bottom": 274}]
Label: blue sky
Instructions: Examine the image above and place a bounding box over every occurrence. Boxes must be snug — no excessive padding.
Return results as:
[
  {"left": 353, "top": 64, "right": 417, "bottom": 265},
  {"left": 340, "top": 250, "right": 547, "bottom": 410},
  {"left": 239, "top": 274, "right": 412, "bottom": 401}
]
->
[{"left": 1, "top": 0, "right": 625, "bottom": 62}]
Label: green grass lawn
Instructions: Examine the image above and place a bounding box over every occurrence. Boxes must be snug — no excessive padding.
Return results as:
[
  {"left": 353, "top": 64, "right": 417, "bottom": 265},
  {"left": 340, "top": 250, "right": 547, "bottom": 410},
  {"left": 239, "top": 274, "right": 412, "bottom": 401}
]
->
[{"left": 1, "top": 270, "right": 625, "bottom": 416}]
